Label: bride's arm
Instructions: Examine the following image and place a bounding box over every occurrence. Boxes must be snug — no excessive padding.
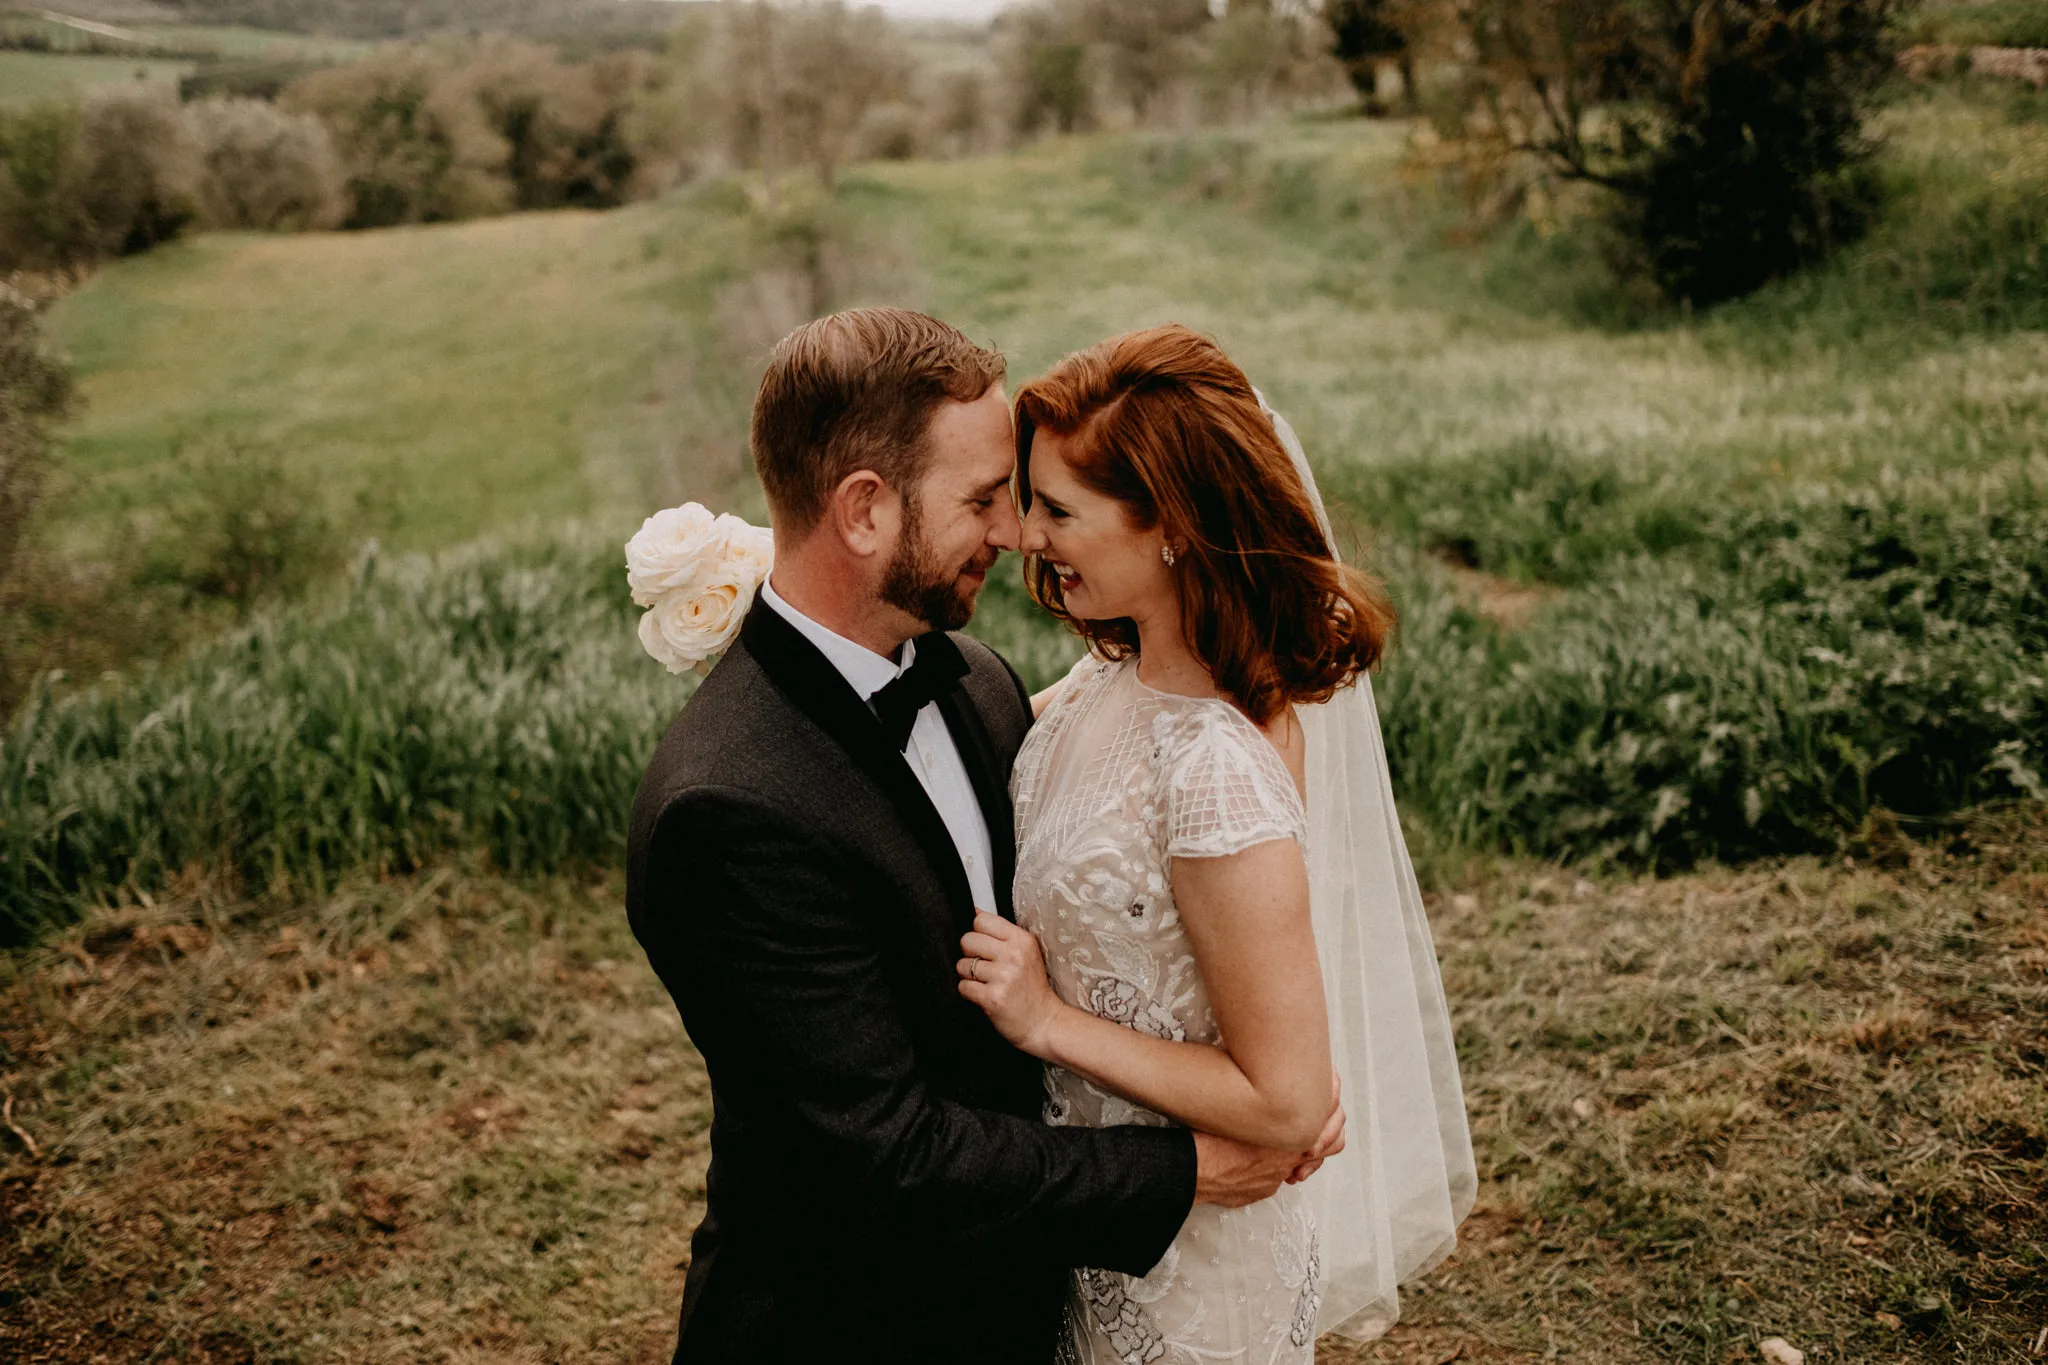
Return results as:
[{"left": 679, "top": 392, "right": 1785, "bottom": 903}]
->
[
  {"left": 1029, "top": 681, "right": 1064, "bottom": 717},
  {"left": 959, "top": 837, "right": 1333, "bottom": 1152}
]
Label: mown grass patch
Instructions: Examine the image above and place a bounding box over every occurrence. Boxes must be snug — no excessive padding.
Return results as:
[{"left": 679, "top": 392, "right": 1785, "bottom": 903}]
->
[
  {"left": 4, "top": 814, "right": 2040, "bottom": 1362},
  {"left": 0, "top": 51, "right": 194, "bottom": 107}
]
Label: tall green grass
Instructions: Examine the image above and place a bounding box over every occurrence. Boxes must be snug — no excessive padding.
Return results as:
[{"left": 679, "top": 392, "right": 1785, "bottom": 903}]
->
[
  {"left": 7, "top": 469, "right": 2044, "bottom": 941},
  {"left": 1358, "top": 445, "right": 2048, "bottom": 862},
  {"left": 0, "top": 534, "right": 674, "bottom": 942}
]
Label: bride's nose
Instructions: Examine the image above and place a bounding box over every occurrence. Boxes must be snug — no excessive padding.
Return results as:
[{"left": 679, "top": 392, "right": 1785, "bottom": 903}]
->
[{"left": 1018, "top": 507, "right": 1050, "bottom": 555}]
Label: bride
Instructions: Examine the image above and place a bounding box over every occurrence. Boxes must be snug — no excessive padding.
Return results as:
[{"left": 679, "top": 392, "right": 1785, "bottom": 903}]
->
[{"left": 958, "top": 324, "right": 1475, "bottom": 1361}]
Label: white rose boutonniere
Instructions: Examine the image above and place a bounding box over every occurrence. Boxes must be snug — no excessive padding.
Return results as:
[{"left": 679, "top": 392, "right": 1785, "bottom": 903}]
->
[{"left": 625, "top": 503, "right": 773, "bottom": 674}]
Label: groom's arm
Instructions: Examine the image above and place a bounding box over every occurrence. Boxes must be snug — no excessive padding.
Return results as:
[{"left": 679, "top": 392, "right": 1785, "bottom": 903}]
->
[{"left": 639, "top": 784, "right": 1197, "bottom": 1275}]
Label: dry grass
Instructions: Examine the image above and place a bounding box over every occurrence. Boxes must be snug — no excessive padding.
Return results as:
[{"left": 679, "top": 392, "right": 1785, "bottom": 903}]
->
[
  {"left": 0, "top": 868, "right": 707, "bottom": 1364},
  {"left": 1335, "top": 808, "right": 2048, "bottom": 1365},
  {"left": 3, "top": 812, "right": 2044, "bottom": 1363}
]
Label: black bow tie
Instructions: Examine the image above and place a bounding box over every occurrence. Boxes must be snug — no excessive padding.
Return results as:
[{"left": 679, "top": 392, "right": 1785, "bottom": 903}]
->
[{"left": 870, "top": 632, "right": 969, "bottom": 750}]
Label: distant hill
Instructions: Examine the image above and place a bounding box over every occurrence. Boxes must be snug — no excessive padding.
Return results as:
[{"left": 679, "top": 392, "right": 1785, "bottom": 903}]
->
[{"left": 153, "top": 0, "right": 713, "bottom": 43}]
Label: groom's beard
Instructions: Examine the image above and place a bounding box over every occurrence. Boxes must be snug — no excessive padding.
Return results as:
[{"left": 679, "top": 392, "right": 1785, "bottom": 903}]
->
[{"left": 881, "top": 508, "right": 991, "bottom": 634}]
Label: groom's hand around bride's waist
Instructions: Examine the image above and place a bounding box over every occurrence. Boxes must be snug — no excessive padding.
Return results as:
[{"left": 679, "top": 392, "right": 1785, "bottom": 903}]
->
[{"left": 1192, "top": 1083, "right": 1346, "bottom": 1207}]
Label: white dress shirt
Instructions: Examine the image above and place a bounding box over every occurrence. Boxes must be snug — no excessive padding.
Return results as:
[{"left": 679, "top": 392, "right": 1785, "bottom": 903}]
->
[{"left": 759, "top": 578, "right": 1000, "bottom": 914}]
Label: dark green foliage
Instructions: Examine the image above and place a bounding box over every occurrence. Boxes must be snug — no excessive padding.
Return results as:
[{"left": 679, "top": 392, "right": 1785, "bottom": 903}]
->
[
  {"left": 7, "top": 464, "right": 2043, "bottom": 938},
  {"left": 279, "top": 40, "right": 668, "bottom": 227},
  {"left": 1359, "top": 456, "right": 2048, "bottom": 865},
  {"left": 1618, "top": 0, "right": 1897, "bottom": 306},
  {"left": 1005, "top": 8, "right": 1095, "bottom": 135},
  {"left": 1462, "top": 0, "right": 1900, "bottom": 306},
  {"left": 0, "top": 90, "right": 204, "bottom": 270},
  {"left": 1326, "top": 0, "right": 1409, "bottom": 97}
]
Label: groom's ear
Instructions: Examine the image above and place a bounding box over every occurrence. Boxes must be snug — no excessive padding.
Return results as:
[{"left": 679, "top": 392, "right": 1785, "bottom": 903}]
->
[{"left": 829, "top": 469, "right": 899, "bottom": 560}]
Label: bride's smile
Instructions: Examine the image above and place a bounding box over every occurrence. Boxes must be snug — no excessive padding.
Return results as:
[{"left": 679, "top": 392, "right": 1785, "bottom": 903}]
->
[{"left": 1018, "top": 427, "right": 1180, "bottom": 635}]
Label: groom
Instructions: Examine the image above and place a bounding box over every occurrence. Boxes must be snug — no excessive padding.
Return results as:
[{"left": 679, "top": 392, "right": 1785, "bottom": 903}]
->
[{"left": 628, "top": 308, "right": 1327, "bottom": 1363}]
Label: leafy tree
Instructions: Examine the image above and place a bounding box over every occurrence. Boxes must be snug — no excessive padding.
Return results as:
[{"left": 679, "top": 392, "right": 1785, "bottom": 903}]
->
[
  {"left": 1078, "top": 0, "right": 1211, "bottom": 123},
  {"left": 1000, "top": 3, "right": 1094, "bottom": 136},
  {"left": 189, "top": 97, "right": 348, "bottom": 231},
  {"left": 669, "top": 1, "right": 914, "bottom": 199},
  {"left": 282, "top": 47, "right": 510, "bottom": 226},
  {"left": 1326, "top": 0, "right": 1415, "bottom": 105},
  {"left": 1466, "top": 0, "right": 1897, "bottom": 305},
  {"left": 1203, "top": 2, "right": 1346, "bottom": 121}
]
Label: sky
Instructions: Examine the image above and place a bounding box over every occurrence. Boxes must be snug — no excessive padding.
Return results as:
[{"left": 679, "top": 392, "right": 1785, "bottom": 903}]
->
[{"left": 859, "top": 0, "right": 1011, "bottom": 20}]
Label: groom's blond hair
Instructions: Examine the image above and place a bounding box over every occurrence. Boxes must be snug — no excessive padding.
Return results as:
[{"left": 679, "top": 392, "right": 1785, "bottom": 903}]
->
[{"left": 751, "top": 308, "right": 1006, "bottom": 536}]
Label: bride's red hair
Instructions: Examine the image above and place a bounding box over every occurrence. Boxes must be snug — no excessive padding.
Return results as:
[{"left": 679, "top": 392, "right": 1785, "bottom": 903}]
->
[{"left": 1014, "top": 324, "right": 1392, "bottom": 725}]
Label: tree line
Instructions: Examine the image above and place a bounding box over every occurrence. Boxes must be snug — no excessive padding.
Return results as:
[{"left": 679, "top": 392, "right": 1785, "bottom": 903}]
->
[
  {"left": 0, "top": 1, "right": 1347, "bottom": 272},
  {"left": 0, "top": 1, "right": 1949, "bottom": 307}
]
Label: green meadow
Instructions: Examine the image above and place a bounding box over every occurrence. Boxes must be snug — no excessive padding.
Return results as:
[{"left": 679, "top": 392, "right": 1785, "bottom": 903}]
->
[
  {"left": 45, "top": 95, "right": 2048, "bottom": 563},
  {"left": 0, "top": 49, "right": 195, "bottom": 105}
]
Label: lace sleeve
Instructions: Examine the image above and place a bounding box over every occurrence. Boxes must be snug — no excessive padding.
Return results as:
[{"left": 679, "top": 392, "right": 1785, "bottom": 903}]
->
[{"left": 1161, "top": 708, "right": 1307, "bottom": 860}]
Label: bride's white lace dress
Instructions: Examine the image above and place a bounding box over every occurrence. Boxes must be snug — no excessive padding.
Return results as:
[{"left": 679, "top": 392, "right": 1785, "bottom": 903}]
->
[{"left": 1013, "top": 651, "right": 1321, "bottom": 1365}]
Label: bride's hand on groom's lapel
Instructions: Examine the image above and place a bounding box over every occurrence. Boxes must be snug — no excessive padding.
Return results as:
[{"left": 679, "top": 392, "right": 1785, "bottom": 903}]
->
[{"left": 958, "top": 912, "right": 1065, "bottom": 1057}]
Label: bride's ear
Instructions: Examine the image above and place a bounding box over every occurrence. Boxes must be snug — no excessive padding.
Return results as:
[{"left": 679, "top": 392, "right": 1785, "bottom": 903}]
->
[{"left": 830, "top": 469, "right": 898, "bottom": 559}]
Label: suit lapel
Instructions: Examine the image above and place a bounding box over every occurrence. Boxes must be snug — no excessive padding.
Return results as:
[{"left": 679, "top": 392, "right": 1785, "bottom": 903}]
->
[
  {"left": 933, "top": 675, "right": 1018, "bottom": 919},
  {"left": 738, "top": 603, "right": 977, "bottom": 935}
]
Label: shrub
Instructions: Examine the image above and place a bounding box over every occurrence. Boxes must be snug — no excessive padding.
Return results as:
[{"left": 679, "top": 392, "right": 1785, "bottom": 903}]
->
[
  {"left": 0, "top": 101, "right": 91, "bottom": 270},
  {"left": 189, "top": 97, "right": 348, "bottom": 232},
  {"left": 281, "top": 46, "right": 512, "bottom": 227},
  {"left": 0, "top": 88, "right": 204, "bottom": 269},
  {"left": 1359, "top": 454, "right": 2048, "bottom": 865},
  {"left": 137, "top": 443, "right": 352, "bottom": 611},
  {"left": 71, "top": 86, "right": 206, "bottom": 258},
  {"left": 0, "top": 284, "right": 72, "bottom": 611},
  {"left": 1452, "top": 0, "right": 1899, "bottom": 306}
]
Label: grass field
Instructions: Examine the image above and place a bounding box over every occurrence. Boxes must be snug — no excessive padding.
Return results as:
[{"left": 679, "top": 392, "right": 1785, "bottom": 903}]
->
[
  {"left": 0, "top": 49, "right": 192, "bottom": 104},
  {"left": 6, "top": 80, "right": 2048, "bottom": 1363},
  {"left": 43, "top": 99, "right": 2048, "bottom": 561},
  {"left": 0, "top": 17, "right": 363, "bottom": 107},
  {"left": 2, "top": 818, "right": 2040, "bottom": 1363}
]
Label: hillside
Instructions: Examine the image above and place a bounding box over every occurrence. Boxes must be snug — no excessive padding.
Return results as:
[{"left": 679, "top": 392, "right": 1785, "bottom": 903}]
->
[{"left": 44, "top": 108, "right": 2048, "bottom": 560}]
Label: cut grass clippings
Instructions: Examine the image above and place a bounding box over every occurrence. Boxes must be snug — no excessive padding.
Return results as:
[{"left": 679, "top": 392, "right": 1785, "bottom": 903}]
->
[{"left": 4, "top": 809, "right": 2043, "bottom": 1363}]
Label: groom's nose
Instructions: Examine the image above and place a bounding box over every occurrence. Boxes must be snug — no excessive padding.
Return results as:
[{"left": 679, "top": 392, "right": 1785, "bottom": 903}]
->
[{"left": 985, "top": 493, "right": 1022, "bottom": 552}]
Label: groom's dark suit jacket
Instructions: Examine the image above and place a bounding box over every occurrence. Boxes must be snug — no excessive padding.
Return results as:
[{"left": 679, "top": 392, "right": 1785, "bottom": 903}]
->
[{"left": 627, "top": 602, "right": 1198, "bottom": 1364}]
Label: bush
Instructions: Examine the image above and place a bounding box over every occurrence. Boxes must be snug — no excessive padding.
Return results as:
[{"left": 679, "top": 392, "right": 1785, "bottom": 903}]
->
[
  {"left": 0, "top": 101, "right": 90, "bottom": 270},
  {"left": 137, "top": 443, "right": 353, "bottom": 611},
  {"left": 71, "top": 86, "right": 206, "bottom": 258},
  {"left": 189, "top": 97, "right": 348, "bottom": 232},
  {"left": 1618, "top": 0, "right": 1897, "bottom": 306},
  {"left": 8, "top": 459, "right": 2043, "bottom": 940},
  {"left": 1448, "top": 0, "right": 1899, "bottom": 306},
  {"left": 0, "top": 88, "right": 205, "bottom": 269},
  {"left": 281, "top": 47, "right": 513, "bottom": 227},
  {"left": 1353, "top": 449, "right": 2048, "bottom": 865},
  {"left": 278, "top": 39, "right": 677, "bottom": 226},
  {"left": 0, "top": 284, "right": 73, "bottom": 615}
]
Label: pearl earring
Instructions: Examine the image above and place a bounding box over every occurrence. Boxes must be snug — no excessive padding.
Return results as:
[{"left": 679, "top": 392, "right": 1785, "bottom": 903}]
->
[{"left": 1161, "top": 543, "right": 1176, "bottom": 566}]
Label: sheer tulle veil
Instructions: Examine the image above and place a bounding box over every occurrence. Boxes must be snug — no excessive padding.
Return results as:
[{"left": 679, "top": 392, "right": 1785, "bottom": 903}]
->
[{"left": 1256, "top": 392, "right": 1477, "bottom": 1339}]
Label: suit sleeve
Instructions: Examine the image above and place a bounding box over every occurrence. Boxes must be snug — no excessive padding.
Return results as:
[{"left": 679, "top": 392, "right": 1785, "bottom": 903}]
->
[{"left": 642, "top": 785, "right": 1197, "bottom": 1275}]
